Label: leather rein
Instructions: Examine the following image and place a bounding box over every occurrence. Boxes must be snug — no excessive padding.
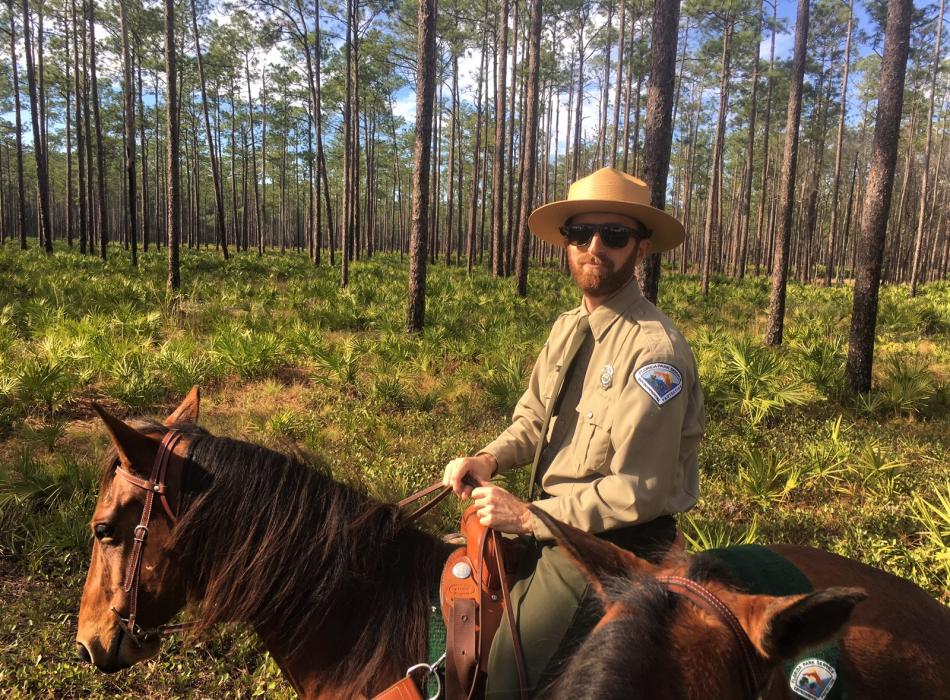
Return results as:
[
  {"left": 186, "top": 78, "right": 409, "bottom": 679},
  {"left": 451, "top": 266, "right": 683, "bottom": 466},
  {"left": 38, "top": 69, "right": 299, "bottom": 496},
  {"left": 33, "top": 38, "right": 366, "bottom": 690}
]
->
[
  {"left": 657, "top": 575, "right": 762, "bottom": 699},
  {"left": 110, "top": 429, "right": 195, "bottom": 645}
]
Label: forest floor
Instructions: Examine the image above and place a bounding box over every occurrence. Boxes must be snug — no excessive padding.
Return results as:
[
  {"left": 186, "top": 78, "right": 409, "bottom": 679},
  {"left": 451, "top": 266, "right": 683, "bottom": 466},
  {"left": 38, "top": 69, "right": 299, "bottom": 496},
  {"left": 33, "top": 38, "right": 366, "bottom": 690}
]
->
[{"left": 1, "top": 245, "right": 948, "bottom": 698}]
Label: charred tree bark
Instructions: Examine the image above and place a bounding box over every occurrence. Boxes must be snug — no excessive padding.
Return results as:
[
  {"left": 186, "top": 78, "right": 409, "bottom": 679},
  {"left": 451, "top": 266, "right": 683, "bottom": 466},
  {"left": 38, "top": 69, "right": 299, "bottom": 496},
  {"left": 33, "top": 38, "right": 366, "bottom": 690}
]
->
[
  {"left": 846, "top": 0, "right": 912, "bottom": 392},
  {"left": 638, "top": 0, "right": 681, "bottom": 304},
  {"left": 407, "top": 0, "right": 437, "bottom": 332}
]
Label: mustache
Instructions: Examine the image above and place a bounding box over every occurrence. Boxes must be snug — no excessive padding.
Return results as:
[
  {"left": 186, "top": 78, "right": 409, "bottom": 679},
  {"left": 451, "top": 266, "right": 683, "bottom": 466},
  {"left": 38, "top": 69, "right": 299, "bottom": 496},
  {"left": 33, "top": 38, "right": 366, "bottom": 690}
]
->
[{"left": 575, "top": 253, "right": 612, "bottom": 267}]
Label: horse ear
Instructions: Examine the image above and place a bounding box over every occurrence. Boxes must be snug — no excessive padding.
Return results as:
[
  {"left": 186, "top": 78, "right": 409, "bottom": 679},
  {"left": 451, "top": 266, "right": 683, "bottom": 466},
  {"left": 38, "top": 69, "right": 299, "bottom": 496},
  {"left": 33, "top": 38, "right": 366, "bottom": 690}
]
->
[
  {"left": 529, "top": 506, "right": 659, "bottom": 599},
  {"left": 742, "top": 587, "right": 867, "bottom": 662},
  {"left": 92, "top": 403, "right": 159, "bottom": 476},
  {"left": 164, "top": 386, "right": 201, "bottom": 426}
]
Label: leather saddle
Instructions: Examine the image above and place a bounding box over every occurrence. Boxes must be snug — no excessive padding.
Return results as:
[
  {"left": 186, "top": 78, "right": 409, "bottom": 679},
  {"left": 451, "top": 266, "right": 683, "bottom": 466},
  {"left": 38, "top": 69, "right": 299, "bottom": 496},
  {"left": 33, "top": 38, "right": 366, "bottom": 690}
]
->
[{"left": 440, "top": 505, "right": 526, "bottom": 699}]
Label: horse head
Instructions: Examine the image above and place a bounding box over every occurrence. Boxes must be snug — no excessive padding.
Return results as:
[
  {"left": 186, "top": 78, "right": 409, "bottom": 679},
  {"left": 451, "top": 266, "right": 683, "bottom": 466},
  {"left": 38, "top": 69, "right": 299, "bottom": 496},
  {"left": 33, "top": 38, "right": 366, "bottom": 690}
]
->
[
  {"left": 533, "top": 507, "right": 867, "bottom": 700},
  {"left": 75, "top": 388, "right": 201, "bottom": 672}
]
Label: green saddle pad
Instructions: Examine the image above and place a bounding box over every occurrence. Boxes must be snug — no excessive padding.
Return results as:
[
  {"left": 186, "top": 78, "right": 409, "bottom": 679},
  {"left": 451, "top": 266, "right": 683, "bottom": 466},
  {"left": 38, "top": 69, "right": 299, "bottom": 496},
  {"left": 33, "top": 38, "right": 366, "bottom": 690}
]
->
[{"left": 705, "top": 544, "right": 845, "bottom": 700}]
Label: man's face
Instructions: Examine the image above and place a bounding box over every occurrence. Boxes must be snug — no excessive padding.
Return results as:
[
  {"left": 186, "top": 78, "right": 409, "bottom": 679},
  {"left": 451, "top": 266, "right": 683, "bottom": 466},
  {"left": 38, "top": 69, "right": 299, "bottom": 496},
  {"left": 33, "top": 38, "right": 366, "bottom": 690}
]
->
[{"left": 565, "top": 213, "right": 652, "bottom": 299}]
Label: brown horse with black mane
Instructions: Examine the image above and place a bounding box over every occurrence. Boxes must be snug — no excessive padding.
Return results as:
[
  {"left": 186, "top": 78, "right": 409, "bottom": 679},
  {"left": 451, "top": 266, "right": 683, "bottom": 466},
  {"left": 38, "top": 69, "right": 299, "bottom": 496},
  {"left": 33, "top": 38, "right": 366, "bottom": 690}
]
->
[
  {"left": 77, "top": 390, "right": 950, "bottom": 699},
  {"left": 76, "top": 389, "right": 445, "bottom": 698},
  {"left": 534, "top": 507, "right": 950, "bottom": 700}
]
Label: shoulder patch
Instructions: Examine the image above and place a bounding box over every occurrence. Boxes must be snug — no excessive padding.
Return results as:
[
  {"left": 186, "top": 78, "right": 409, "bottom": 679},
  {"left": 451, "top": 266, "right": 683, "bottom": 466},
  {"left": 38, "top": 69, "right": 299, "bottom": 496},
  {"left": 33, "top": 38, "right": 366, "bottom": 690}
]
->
[
  {"left": 634, "top": 362, "right": 683, "bottom": 406},
  {"left": 789, "top": 658, "right": 837, "bottom": 700}
]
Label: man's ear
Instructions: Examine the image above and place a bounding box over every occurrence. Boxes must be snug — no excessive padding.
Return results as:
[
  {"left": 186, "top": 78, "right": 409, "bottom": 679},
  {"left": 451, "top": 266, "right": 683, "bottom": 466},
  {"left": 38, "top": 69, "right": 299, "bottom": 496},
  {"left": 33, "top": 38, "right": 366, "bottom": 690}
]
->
[
  {"left": 530, "top": 506, "right": 660, "bottom": 600},
  {"left": 636, "top": 238, "right": 653, "bottom": 265},
  {"left": 739, "top": 587, "right": 867, "bottom": 661},
  {"left": 92, "top": 404, "right": 160, "bottom": 477},
  {"left": 164, "top": 386, "right": 201, "bottom": 426}
]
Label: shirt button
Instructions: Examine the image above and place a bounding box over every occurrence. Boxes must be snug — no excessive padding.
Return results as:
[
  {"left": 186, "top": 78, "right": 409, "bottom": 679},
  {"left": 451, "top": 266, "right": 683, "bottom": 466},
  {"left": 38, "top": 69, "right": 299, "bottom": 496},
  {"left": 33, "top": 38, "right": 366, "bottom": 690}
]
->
[{"left": 586, "top": 411, "right": 593, "bottom": 419}]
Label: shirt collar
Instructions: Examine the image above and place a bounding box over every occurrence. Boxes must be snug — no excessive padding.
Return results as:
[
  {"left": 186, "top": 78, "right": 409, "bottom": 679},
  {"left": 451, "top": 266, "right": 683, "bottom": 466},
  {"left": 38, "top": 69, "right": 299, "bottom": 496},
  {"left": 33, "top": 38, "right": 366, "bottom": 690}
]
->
[{"left": 579, "top": 279, "right": 644, "bottom": 341}]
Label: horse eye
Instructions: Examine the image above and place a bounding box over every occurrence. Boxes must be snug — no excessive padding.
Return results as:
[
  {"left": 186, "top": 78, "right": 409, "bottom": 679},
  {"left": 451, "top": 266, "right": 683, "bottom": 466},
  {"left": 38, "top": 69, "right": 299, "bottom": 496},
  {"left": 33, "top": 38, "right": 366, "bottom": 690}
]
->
[{"left": 94, "top": 523, "right": 114, "bottom": 541}]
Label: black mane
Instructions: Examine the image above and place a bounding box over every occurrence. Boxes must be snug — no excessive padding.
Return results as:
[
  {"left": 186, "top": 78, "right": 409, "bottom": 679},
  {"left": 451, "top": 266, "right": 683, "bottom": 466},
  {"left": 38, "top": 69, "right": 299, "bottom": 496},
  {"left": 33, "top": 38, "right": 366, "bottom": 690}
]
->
[{"left": 153, "top": 425, "right": 443, "bottom": 695}]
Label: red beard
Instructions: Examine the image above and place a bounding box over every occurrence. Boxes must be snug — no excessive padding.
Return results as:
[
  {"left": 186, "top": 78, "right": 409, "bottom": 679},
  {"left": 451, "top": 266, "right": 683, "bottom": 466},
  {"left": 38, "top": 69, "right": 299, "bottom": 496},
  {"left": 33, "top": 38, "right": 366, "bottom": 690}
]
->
[{"left": 568, "top": 247, "right": 639, "bottom": 298}]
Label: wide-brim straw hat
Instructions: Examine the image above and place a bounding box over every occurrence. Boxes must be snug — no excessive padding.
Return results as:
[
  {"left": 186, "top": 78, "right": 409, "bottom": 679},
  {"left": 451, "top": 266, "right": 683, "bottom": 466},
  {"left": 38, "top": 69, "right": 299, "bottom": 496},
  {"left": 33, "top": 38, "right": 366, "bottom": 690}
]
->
[{"left": 527, "top": 167, "right": 685, "bottom": 253}]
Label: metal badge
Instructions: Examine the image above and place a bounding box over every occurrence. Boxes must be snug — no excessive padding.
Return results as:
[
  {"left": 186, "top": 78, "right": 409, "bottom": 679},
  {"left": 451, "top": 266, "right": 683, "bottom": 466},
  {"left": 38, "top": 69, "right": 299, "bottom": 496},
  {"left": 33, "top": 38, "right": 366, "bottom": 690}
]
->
[
  {"left": 451, "top": 562, "right": 472, "bottom": 579},
  {"left": 600, "top": 365, "right": 614, "bottom": 390}
]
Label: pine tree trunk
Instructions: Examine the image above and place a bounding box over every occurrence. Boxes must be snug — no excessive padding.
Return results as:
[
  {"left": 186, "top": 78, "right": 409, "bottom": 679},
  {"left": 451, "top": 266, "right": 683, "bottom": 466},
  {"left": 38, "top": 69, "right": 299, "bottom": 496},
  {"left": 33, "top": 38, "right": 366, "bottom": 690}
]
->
[
  {"left": 754, "top": 0, "right": 778, "bottom": 277},
  {"left": 120, "top": 0, "right": 137, "bottom": 266},
  {"left": 596, "top": 1, "right": 613, "bottom": 168},
  {"left": 88, "top": 0, "right": 107, "bottom": 258},
  {"left": 65, "top": 19, "right": 74, "bottom": 247},
  {"left": 609, "top": 0, "right": 626, "bottom": 167},
  {"left": 823, "top": 0, "right": 854, "bottom": 285},
  {"left": 700, "top": 20, "right": 732, "bottom": 295},
  {"left": 407, "top": 0, "right": 437, "bottom": 332},
  {"left": 909, "top": 0, "right": 944, "bottom": 295},
  {"left": 490, "top": 0, "right": 509, "bottom": 277},
  {"left": 466, "top": 14, "right": 487, "bottom": 274},
  {"left": 21, "top": 0, "right": 52, "bottom": 252},
  {"left": 165, "top": 0, "right": 180, "bottom": 289},
  {"left": 190, "top": 0, "right": 228, "bottom": 259},
  {"left": 846, "top": 0, "right": 913, "bottom": 392},
  {"left": 737, "top": 0, "right": 763, "bottom": 279},
  {"left": 639, "top": 0, "right": 681, "bottom": 303},
  {"left": 764, "top": 0, "right": 809, "bottom": 346},
  {"left": 515, "top": 0, "right": 542, "bottom": 297},
  {"left": 8, "top": 1, "right": 27, "bottom": 249}
]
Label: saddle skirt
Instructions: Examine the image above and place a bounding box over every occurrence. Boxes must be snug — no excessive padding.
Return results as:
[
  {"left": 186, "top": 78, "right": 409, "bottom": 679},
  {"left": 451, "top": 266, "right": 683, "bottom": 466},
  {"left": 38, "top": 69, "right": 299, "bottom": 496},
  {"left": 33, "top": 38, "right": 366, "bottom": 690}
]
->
[
  {"left": 439, "top": 506, "right": 524, "bottom": 698},
  {"left": 374, "top": 506, "right": 525, "bottom": 700}
]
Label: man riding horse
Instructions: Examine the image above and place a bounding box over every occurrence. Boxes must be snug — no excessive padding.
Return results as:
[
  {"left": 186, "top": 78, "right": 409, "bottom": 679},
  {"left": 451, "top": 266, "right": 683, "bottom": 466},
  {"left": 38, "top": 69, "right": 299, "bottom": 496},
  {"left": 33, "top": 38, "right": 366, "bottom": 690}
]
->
[{"left": 443, "top": 167, "right": 704, "bottom": 698}]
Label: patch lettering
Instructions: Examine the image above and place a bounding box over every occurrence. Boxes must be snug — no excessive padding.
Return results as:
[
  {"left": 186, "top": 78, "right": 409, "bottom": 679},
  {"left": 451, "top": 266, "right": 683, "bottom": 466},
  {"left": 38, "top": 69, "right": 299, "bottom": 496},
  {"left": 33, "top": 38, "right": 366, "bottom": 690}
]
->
[
  {"left": 789, "top": 658, "right": 837, "bottom": 700},
  {"left": 634, "top": 362, "right": 683, "bottom": 406}
]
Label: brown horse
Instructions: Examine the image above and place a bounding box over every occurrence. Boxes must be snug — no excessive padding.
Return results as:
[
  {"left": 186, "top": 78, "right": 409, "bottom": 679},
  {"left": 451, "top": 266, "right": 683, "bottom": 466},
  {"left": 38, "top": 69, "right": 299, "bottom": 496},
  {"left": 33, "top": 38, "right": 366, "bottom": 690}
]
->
[
  {"left": 76, "top": 389, "right": 446, "bottom": 699},
  {"left": 77, "top": 390, "right": 950, "bottom": 699},
  {"left": 533, "top": 506, "right": 950, "bottom": 700}
]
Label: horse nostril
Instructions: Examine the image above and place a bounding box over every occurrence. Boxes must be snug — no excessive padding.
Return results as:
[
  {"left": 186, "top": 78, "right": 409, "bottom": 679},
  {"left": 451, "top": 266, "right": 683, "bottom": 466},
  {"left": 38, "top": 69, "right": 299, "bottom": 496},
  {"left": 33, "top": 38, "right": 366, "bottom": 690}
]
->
[{"left": 75, "top": 642, "right": 92, "bottom": 663}]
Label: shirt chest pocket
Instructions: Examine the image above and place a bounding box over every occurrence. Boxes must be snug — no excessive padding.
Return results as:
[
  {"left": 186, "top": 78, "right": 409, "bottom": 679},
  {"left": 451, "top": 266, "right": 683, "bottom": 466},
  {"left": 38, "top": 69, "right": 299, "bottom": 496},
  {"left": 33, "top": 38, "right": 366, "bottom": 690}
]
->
[{"left": 573, "top": 392, "right": 614, "bottom": 472}]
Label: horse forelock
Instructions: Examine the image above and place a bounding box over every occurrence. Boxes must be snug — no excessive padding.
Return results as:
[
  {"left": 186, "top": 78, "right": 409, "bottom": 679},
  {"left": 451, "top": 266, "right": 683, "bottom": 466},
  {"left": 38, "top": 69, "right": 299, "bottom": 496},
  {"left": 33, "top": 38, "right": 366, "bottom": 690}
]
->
[
  {"left": 544, "top": 578, "right": 679, "bottom": 699},
  {"left": 169, "top": 431, "right": 440, "bottom": 696}
]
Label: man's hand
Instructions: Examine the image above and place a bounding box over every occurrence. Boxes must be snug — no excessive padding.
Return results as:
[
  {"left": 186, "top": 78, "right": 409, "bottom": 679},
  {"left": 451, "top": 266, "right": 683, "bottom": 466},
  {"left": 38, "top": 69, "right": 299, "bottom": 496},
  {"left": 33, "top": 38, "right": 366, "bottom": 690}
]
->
[
  {"left": 443, "top": 453, "right": 497, "bottom": 497},
  {"left": 471, "top": 484, "right": 532, "bottom": 535}
]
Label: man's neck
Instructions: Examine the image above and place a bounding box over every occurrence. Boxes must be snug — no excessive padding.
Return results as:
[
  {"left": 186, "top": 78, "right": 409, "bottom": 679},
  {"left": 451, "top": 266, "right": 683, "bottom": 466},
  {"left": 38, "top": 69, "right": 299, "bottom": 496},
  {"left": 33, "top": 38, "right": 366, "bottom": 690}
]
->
[{"left": 582, "top": 278, "right": 639, "bottom": 313}]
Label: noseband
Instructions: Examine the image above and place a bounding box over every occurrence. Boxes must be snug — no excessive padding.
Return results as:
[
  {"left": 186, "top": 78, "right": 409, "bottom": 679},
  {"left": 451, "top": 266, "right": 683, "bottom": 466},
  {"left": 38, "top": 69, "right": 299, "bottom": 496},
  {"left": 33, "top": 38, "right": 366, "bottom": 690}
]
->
[
  {"left": 657, "top": 576, "right": 762, "bottom": 699},
  {"left": 111, "top": 429, "right": 195, "bottom": 645}
]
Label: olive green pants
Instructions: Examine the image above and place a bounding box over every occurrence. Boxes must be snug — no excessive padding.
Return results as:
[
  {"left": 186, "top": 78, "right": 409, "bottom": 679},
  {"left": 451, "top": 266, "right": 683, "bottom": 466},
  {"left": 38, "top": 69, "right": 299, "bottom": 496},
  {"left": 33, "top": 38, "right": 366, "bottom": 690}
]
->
[{"left": 484, "top": 516, "right": 676, "bottom": 699}]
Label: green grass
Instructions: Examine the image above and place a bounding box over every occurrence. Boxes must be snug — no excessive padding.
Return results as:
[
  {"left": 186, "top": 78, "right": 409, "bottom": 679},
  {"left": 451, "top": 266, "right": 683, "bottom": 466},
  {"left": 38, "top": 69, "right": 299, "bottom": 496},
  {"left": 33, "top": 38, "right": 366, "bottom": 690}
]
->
[{"left": 0, "top": 244, "right": 948, "bottom": 697}]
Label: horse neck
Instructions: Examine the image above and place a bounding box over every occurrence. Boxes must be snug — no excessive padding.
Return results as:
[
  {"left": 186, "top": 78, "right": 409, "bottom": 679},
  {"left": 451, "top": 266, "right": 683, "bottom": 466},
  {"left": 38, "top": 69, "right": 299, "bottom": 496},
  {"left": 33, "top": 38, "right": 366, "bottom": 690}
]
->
[
  {"left": 180, "top": 435, "right": 445, "bottom": 697},
  {"left": 252, "top": 526, "right": 444, "bottom": 700}
]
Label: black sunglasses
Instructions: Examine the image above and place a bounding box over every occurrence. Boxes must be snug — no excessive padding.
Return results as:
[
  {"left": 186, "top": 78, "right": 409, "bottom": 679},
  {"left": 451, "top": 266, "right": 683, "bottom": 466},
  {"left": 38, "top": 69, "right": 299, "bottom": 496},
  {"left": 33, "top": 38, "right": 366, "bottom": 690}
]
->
[{"left": 559, "top": 221, "right": 651, "bottom": 249}]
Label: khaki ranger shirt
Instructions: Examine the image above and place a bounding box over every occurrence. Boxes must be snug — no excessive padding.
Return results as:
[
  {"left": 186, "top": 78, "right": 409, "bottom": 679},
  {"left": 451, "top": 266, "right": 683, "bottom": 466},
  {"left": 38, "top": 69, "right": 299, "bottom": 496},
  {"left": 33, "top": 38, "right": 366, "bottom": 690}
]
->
[{"left": 481, "top": 279, "right": 703, "bottom": 541}]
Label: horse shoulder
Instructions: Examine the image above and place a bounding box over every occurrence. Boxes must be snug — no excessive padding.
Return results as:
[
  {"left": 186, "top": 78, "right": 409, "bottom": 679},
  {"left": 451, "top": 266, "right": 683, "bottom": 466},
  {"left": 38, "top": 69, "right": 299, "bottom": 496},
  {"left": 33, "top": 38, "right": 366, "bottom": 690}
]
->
[{"left": 764, "top": 543, "right": 950, "bottom": 698}]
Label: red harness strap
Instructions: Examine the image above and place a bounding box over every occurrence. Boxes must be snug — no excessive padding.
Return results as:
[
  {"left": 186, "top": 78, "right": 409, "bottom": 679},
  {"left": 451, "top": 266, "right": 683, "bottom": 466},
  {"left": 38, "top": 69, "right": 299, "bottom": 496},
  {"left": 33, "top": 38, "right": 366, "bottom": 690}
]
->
[{"left": 657, "top": 575, "right": 762, "bottom": 699}]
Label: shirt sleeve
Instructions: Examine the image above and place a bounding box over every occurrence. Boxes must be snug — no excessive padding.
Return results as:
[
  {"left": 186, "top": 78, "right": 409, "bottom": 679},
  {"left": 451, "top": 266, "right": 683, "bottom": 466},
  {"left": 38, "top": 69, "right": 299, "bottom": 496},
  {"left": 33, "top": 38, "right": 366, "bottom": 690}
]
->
[
  {"left": 529, "top": 353, "right": 692, "bottom": 540},
  {"left": 479, "top": 325, "right": 561, "bottom": 472}
]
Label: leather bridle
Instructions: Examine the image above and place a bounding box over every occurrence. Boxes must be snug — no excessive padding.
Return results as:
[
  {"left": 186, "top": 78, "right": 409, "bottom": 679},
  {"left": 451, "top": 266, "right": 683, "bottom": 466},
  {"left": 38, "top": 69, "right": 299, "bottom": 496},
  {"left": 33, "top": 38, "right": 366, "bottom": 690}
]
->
[
  {"left": 110, "top": 429, "right": 195, "bottom": 645},
  {"left": 657, "top": 575, "right": 762, "bottom": 699}
]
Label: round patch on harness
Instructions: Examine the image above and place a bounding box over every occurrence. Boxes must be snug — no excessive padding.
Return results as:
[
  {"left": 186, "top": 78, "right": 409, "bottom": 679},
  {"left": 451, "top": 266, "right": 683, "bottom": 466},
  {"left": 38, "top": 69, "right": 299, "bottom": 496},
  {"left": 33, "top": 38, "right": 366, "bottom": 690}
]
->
[
  {"left": 451, "top": 562, "right": 472, "bottom": 579},
  {"left": 789, "top": 658, "right": 837, "bottom": 700}
]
